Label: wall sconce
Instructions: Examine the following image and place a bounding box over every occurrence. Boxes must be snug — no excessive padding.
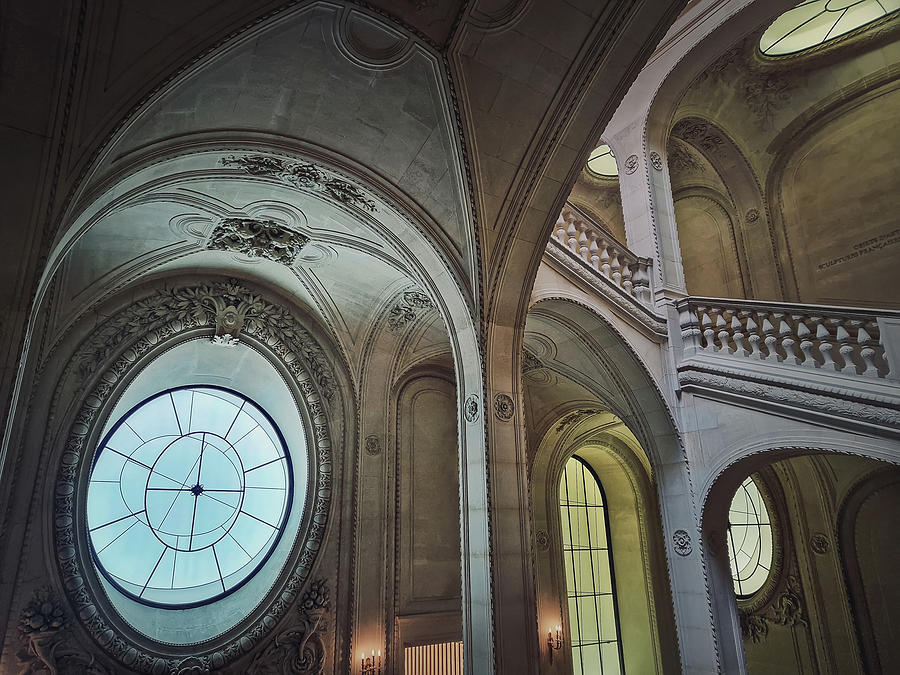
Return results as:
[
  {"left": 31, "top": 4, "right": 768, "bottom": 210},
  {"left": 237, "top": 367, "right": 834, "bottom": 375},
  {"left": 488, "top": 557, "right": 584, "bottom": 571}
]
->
[
  {"left": 361, "top": 649, "right": 382, "bottom": 675},
  {"left": 547, "top": 625, "right": 562, "bottom": 663}
]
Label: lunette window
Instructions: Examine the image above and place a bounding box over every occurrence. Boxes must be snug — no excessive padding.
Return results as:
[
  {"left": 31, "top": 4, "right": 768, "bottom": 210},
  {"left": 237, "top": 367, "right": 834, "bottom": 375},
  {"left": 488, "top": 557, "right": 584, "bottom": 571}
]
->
[
  {"left": 559, "top": 455, "right": 624, "bottom": 675},
  {"left": 760, "top": 1, "right": 899, "bottom": 56},
  {"left": 586, "top": 144, "right": 619, "bottom": 177},
  {"left": 86, "top": 386, "right": 292, "bottom": 608},
  {"left": 727, "top": 476, "right": 773, "bottom": 597}
]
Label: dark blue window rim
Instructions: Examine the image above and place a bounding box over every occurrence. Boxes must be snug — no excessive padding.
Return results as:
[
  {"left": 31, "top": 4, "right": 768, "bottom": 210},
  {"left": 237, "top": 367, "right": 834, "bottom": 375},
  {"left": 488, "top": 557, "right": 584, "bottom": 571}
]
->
[{"left": 86, "top": 385, "right": 295, "bottom": 610}]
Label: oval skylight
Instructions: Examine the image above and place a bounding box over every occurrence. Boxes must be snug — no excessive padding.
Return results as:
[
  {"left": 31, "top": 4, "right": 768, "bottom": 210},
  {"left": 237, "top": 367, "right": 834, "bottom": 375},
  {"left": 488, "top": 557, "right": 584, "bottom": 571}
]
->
[
  {"left": 727, "top": 476, "right": 773, "bottom": 597},
  {"left": 586, "top": 144, "right": 618, "bottom": 177},
  {"left": 87, "top": 386, "right": 292, "bottom": 608},
  {"left": 760, "top": 0, "right": 899, "bottom": 56}
]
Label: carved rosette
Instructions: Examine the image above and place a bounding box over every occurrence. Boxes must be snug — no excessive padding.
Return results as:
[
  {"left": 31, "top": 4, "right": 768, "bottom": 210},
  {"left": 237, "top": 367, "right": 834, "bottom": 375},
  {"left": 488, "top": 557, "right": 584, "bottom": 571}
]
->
[
  {"left": 535, "top": 530, "right": 550, "bottom": 552},
  {"left": 208, "top": 218, "right": 309, "bottom": 265},
  {"left": 672, "top": 529, "right": 693, "bottom": 556},
  {"left": 52, "top": 280, "right": 337, "bottom": 673},
  {"left": 810, "top": 533, "right": 829, "bottom": 555},
  {"left": 464, "top": 395, "right": 479, "bottom": 423},
  {"left": 649, "top": 151, "right": 663, "bottom": 171},
  {"left": 493, "top": 393, "right": 514, "bottom": 421},
  {"left": 222, "top": 155, "right": 377, "bottom": 212},
  {"left": 623, "top": 154, "right": 639, "bottom": 175},
  {"left": 364, "top": 435, "right": 381, "bottom": 456}
]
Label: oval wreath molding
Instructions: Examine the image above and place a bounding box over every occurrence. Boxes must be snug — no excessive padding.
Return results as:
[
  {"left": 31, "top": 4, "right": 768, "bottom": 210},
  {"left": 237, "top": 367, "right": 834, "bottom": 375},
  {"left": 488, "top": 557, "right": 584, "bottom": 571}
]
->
[{"left": 53, "top": 279, "right": 336, "bottom": 673}]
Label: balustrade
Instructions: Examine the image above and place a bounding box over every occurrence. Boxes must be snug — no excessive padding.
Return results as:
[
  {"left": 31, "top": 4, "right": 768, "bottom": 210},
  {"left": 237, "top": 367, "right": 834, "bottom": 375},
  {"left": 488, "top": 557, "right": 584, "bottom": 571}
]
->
[
  {"left": 550, "top": 204, "right": 652, "bottom": 304},
  {"left": 677, "top": 298, "right": 896, "bottom": 379}
]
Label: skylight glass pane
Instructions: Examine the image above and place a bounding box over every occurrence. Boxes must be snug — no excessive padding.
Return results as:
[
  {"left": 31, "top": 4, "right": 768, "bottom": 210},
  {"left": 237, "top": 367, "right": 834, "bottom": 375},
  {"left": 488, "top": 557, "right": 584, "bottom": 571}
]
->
[
  {"left": 727, "top": 476, "right": 774, "bottom": 597},
  {"left": 87, "top": 386, "right": 292, "bottom": 608},
  {"left": 586, "top": 144, "right": 619, "bottom": 177},
  {"left": 760, "top": 1, "right": 898, "bottom": 56},
  {"left": 558, "top": 455, "right": 624, "bottom": 674}
]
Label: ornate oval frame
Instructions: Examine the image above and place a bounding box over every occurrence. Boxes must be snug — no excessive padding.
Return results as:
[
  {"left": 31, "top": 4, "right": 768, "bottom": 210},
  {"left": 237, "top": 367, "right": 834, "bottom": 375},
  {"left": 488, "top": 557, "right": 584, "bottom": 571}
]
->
[{"left": 52, "top": 279, "right": 337, "bottom": 673}]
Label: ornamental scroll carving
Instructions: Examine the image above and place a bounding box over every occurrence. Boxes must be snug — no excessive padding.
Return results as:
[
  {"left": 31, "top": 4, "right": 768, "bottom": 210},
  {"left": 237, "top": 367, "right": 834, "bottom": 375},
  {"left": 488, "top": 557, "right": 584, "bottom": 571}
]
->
[
  {"left": 248, "top": 580, "right": 331, "bottom": 674},
  {"left": 208, "top": 218, "right": 309, "bottom": 265},
  {"left": 387, "top": 291, "right": 433, "bottom": 331},
  {"left": 740, "top": 575, "right": 808, "bottom": 643},
  {"left": 222, "top": 155, "right": 377, "bottom": 212},
  {"left": 17, "top": 586, "right": 110, "bottom": 674},
  {"left": 53, "top": 280, "right": 336, "bottom": 673}
]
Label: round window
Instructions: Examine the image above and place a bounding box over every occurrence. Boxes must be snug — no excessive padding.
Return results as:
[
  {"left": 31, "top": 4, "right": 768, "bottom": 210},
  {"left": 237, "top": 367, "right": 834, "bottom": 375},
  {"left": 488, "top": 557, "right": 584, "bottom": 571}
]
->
[
  {"left": 86, "top": 386, "right": 292, "bottom": 608},
  {"left": 726, "top": 476, "right": 773, "bottom": 597}
]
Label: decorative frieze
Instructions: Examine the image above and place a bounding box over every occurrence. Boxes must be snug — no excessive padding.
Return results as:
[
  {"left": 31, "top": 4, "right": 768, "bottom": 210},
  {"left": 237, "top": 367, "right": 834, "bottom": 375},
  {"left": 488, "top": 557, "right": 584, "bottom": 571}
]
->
[
  {"left": 222, "top": 154, "right": 377, "bottom": 212},
  {"left": 208, "top": 217, "right": 309, "bottom": 265}
]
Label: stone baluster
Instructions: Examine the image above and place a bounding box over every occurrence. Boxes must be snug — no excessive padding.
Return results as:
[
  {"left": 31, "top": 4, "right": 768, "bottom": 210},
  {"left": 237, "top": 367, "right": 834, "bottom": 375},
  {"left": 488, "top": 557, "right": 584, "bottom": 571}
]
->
[
  {"left": 555, "top": 215, "right": 567, "bottom": 243},
  {"left": 793, "top": 315, "right": 817, "bottom": 367},
  {"left": 566, "top": 219, "right": 578, "bottom": 254},
  {"left": 588, "top": 237, "right": 600, "bottom": 271},
  {"left": 716, "top": 310, "right": 731, "bottom": 353},
  {"left": 857, "top": 325, "right": 879, "bottom": 377},
  {"left": 700, "top": 308, "right": 716, "bottom": 352},
  {"left": 832, "top": 320, "right": 855, "bottom": 374},
  {"left": 609, "top": 248, "right": 622, "bottom": 287},
  {"left": 732, "top": 314, "right": 749, "bottom": 356},
  {"left": 577, "top": 224, "right": 590, "bottom": 262},
  {"left": 816, "top": 320, "right": 837, "bottom": 370},
  {"left": 779, "top": 316, "right": 797, "bottom": 364},
  {"left": 761, "top": 313, "right": 780, "bottom": 362},
  {"left": 746, "top": 314, "right": 761, "bottom": 358},
  {"left": 621, "top": 261, "right": 633, "bottom": 295},
  {"left": 633, "top": 261, "right": 651, "bottom": 303},
  {"left": 599, "top": 244, "right": 611, "bottom": 280}
]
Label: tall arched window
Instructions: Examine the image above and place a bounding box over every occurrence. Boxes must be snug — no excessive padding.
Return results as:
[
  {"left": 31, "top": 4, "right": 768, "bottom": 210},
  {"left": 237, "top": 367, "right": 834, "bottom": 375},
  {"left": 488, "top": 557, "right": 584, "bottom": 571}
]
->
[
  {"left": 559, "top": 455, "right": 624, "bottom": 674},
  {"left": 727, "top": 476, "right": 773, "bottom": 597}
]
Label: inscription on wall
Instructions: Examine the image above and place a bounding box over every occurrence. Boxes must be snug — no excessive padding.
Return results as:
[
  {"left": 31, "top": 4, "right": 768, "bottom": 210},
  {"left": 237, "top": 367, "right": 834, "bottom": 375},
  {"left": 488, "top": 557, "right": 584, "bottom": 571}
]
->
[{"left": 817, "top": 229, "right": 900, "bottom": 271}]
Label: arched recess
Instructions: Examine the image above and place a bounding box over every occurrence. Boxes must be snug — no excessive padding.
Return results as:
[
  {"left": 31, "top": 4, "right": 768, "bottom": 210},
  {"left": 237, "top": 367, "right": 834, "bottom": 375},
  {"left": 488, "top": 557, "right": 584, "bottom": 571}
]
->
[
  {"left": 0, "top": 2, "right": 494, "bottom": 670},
  {"left": 838, "top": 468, "right": 900, "bottom": 675},
  {"left": 523, "top": 298, "right": 711, "bottom": 673},
  {"left": 530, "top": 407, "right": 675, "bottom": 674},
  {"left": 702, "top": 445, "right": 900, "bottom": 675},
  {"left": 767, "top": 76, "right": 900, "bottom": 309},
  {"left": 672, "top": 187, "right": 745, "bottom": 298},
  {"left": 23, "top": 274, "right": 356, "bottom": 672}
]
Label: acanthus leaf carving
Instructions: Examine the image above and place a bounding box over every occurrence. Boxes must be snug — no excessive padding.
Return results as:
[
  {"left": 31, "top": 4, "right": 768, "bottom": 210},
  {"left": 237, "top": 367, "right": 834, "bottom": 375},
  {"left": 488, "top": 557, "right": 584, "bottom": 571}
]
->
[
  {"left": 740, "top": 575, "right": 808, "bottom": 643},
  {"left": 387, "top": 290, "right": 433, "bottom": 331},
  {"left": 222, "top": 155, "right": 377, "bottom": 212},
  {"left": 208, "top": 218, "right": 309, "bottom": 265}
]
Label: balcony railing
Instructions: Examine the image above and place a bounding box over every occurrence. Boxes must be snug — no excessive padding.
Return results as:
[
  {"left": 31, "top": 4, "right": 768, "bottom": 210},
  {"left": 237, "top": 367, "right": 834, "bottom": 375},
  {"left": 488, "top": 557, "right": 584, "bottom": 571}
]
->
[
  {"left": 677, "top": 298, "right": 897, "bottom": 379},
  {"left": 550, "top": 204, "right": 652, "bottom": 305}
]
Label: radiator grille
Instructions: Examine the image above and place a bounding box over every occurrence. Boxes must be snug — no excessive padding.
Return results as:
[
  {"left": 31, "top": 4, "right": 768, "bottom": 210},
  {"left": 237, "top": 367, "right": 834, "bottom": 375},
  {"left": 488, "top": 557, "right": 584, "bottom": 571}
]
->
[{"left": 403, "top": 641, "right": 464, "bottom": 675}]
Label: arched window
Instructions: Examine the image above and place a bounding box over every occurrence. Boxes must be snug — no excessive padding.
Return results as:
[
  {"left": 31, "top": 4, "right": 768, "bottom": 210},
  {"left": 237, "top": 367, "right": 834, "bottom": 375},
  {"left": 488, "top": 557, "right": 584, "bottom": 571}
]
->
[
  {"left": 760, "top": 1, "right": 899, "bottom": 56},
  {"left": 586, "top": 144, "right": 618, "bottom": 177},
  {"left": 727, "top": 476, "right": 773, "bottom": 597},
  {"left": 559, "top": 455, "right": 624, "bottom": 674}
]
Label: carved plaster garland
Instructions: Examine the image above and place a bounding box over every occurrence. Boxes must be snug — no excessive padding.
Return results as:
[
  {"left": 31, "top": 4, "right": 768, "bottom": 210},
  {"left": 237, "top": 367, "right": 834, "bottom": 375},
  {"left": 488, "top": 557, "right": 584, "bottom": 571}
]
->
[
  {"left": 52, "top": 280, "right": 337, "bottom": 673},
  {"left": 221, "top": 155, "right": 377, "bottom": 212}
]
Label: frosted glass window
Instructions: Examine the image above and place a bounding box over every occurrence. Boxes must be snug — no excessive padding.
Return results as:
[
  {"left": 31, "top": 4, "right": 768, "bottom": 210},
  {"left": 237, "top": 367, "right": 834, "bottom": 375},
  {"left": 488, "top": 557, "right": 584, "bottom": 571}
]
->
[
  {"left": 559, "top": 456, "right": 624, "bottom": 675},
  {"left": 760, "top": 1, "right": 899, "bottom": 56},
  {"left": 727, "top": 476, "right": 773, "bottom": 597},
  {"left": 87, "top": 386, "right": 292, "bottom": 608},
  {"left": 586, "top": 144, "right": 618, "bottom": 177}
]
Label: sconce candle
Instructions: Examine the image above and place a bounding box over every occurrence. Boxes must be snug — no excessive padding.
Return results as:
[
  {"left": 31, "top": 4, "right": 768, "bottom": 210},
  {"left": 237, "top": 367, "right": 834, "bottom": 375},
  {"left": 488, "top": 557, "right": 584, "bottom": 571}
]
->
[
  {"left": 548, "top": 624, "right": 563, "bottom": 663},
  {"left": 361, "top": 649, "right": 382, "bottom": 675}
]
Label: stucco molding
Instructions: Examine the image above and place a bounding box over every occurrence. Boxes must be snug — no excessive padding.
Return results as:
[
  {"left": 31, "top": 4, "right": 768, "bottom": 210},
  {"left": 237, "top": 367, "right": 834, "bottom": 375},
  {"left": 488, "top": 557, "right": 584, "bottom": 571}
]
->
[
  {"left": 51, "top": 280, "right": 337, "bottom": 673},
  {"left": 208, "top": 217, "right": 309, "bottom": 265}
]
